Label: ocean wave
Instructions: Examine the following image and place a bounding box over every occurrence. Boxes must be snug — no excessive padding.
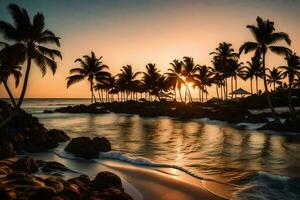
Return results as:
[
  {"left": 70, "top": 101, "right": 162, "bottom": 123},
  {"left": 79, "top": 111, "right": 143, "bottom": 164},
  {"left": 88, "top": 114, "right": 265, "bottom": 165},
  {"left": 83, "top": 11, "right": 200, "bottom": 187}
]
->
[
  {"left": 233, "top": 171, "right": 300, "bottom": 200},
  {"left": 98, "top": 151, "right": 229, "bottom": 185}
]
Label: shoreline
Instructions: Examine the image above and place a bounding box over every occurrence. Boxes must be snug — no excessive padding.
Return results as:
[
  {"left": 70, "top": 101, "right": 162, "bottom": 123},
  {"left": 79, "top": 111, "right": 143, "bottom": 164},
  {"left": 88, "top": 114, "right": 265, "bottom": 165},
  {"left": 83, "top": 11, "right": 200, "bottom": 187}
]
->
[{"left": 26, "top": 151, "right": 232, "bottom": 200}]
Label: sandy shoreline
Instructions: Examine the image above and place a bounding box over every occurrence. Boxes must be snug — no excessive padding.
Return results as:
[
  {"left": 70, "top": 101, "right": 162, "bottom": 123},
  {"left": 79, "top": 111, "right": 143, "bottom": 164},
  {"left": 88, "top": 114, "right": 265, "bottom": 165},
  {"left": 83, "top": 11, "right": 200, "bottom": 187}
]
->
[{"left": 27, "top": 152, "right": 233, "bottom": 200}]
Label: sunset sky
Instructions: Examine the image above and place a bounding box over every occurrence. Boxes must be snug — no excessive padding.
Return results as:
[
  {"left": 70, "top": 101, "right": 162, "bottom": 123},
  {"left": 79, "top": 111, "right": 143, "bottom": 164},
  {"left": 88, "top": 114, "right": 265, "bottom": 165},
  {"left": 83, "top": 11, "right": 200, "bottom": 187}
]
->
[{"left": 0, "top": 0, "right": 300, "bottom": 98}]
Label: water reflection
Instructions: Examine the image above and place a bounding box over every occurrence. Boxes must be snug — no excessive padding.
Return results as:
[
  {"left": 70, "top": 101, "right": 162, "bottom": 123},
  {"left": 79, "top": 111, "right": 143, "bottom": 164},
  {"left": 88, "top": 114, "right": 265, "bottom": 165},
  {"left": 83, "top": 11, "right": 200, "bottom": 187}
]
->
[{"left": 36, "top": 112, "right": 300, "bottom": 183}]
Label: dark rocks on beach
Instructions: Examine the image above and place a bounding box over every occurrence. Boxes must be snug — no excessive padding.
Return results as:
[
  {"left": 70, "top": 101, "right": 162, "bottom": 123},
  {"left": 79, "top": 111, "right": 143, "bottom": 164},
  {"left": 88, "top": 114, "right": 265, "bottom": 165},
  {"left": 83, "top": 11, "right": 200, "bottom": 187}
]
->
[
  {"left": 11, "top": 156, "right": 39, "bottom": 173},
  {"left": 0, "top": 157, "right": 133, "bottom": 200},
  {"left": 37, "top": 160, "right": 70, "bottom": 173},
  {"left": 260, "top": 117, "right": 300, "bottom": 132},
  {"left": 54, "top": 104, "right": 109, "bottom": 114},
  {"left": 92, "top": 171, "right": 122, "bottom": 190},
  {"left": 47, "top": 129, "right": 71, "bottom": 142},
  {"left": 0, "top": 143, "right": 15, "bottom": 159},
  {"left": 0, "top": 100, "right": 70, "bottom": 159},
  {"left": 65, "top": 137, "right": 111, "bottom": 159}
]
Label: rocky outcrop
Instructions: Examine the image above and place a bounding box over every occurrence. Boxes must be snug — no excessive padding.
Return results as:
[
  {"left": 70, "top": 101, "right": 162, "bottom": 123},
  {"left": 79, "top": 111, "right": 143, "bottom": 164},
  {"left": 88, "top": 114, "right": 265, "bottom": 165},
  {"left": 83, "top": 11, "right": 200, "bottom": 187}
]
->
[
  {"left": 0, "top": 100, "right": 70, "bottom": 159},
  {"left": 260, "top": 117, "right": 300, "bottom": 132},
  {"left": 11, "top": 156, "right": 38, "bottom": 173},
  {"left": 54, "top": 104, "right": 109, "bottom": 114},
  {"left": 64, "top": 137, "right": 111, "bottom": 159},
  {"left": 0, "top": 157, "right": 133, "bottom": 200}
]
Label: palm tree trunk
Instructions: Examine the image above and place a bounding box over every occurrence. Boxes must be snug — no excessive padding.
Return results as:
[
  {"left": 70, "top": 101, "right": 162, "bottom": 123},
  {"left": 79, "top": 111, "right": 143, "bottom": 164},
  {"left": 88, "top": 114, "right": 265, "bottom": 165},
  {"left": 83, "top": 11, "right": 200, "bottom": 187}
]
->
[
  {"left": 235, "top": 76, "right": 237, "bottom": 98},
  {"left": 3, "top": 81, "right": 17, "bottom": 107},
  {"left": 178, "top": 87, "right": 183, "bottom": 102},
  {"left": 250, "top": 78, "right": 253, "bottom": 94},
  {"left": 256, "top": 76, "right": 258, "bottom": 94},
  {"left": 231, "top": 77, "right": 233, "bottom": 98},
  {"left": 273, "top": 82, "right": 275, "bottom": 91},
  {"left": 216, "top": 85, "right": 219, "bottom": 100},
  {"left": 288, "top": 83, "right": 296, "bottom": 118},
  {"left": 90, "top": 79, "right": 94, "bottom": 103},
  {"left": 187, "top": 86, "right": 192, "bottom": 102},
  {"left": 17, "top": 56, "right": 32, "bottom": 107},
  {"left": 262, "top": 52, "right": 280, "bottom": 124}
]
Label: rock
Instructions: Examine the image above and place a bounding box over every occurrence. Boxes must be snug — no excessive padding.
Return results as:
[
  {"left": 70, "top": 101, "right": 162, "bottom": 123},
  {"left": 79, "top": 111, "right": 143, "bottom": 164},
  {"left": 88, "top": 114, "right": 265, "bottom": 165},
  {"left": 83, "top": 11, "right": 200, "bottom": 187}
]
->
[
  {"left": 11, "top": 157, "right": 39, "bottom": 173},
  {"left": 92, "top": 171, "right": 122, "bottom": 190},
  {"left": 0, "top": 187, "right": 17, "bottom": 200},
  {"left": 89, "top": 188, "right": 133, "bottom": 200},
  {"left": 44, "top": 178, "right": 64, "bottom": 193},
  {"left": 92, "top": 137, "right": 111, "bottom": 152},
  {"left": 65, "top": 137, "right": 111, "bottom": 159},
  {"left": 0, "top": 142, "right": 15, "bottom": 159},
  {"left": 54, "top": 104, "right": 109, "bottom": 114},
  {"left": 0, "top": 164, "right": 12, "bottom": 175},
  {"left": 61, "top": 183, "right": 81, "bottom": 200},
  {"left": 28, "top": 186, "right": 57, "bottom": 200},
  {"left": 43, "top": 110, "right": 54, "bottom": 113},
  {"left": 47, "top": 129, "right": 70, "bottom": 142},
  {"left": 37, "top": 160, "right": 69, "bottom": 173},
  {"left": 260, "top": 117, "right": 300, "bottom": 132}
]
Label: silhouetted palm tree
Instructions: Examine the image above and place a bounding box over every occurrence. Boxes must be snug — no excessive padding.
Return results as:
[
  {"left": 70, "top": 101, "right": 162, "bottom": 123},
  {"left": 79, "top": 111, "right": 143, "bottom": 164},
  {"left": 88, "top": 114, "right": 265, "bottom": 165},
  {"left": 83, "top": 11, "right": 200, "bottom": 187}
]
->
[
  {"left": 117, "top": 65, "right": 140, "bottom": 101},
  {"left": 242, "top": 56, "right": 263, "bottom": 94},
  {"left": 67, "top": 52, "right": 109, "bottom": 103},
  {"left": 279, "top": 52, "right": 300, "bottom": 117},
  {"left": 194, "top": 65, "right": 213, "bottom": 102},
  {"left": 0, "top": 4, "right": 62, "bottom": 107},
  {"left": 142, "top": 63, "right": 161, "bottom": 101},
  {"left": 239, "top": 16, "right": 291, "bottom": 123},
  {"left": 0, "top": 54, "right": 22, "bottom": 107},
  {"left": 266, "top": 68, "right": 283, "bottom": 91},
  {"left": 182, "top": 57, "right": 197, "bottom": 102},
  {"left": 166, "top": 59, "right": 184, "bottom": 102},
  {"left": 227, "top": 58, "right": 244, "bottom": 97},
  {"left": 210, "top": 42, "right": 238, "bottom": 99}
]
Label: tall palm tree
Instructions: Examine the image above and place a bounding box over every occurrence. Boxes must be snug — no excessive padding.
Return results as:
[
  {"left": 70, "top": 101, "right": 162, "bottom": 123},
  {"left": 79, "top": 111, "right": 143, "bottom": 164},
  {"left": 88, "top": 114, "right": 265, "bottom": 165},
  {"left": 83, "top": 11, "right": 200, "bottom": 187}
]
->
[
  {"left": 166, "top": 59, "right": 184, "bottom": 102},
  {"left": 242, "top": 56, "right": 263, "bottom": 94},
  {"left": 227, "top": 58, "right": 244, "bottom": 97},
  {"left": 0, "top": 4, "right": 62, "bottom": 107},
  {"left": 0, "top": 54, "right": 22, "bottom": 107},
  {"left": 193, "top": 65, "right": 213, "bottom": 102},
  {"left": 278, "top": 52, "right": 300, "bottom": 117},
  {"left": 210, "top": 42, "right": 238, "bottom": 99},
  {"left": 142, "top": 63, "right": 161, "bottom": 101},
  {"left": 182, "top": 56, "right": 197, "bottom": 102},
  {"left": 266, "top": 68, "right": 283, "bottom": 91},
  {"left": 211, "top": 57, "right": 225, "bottom": 100},
  {"left": 239, "top": 16, "right": 291, "bottom": 123},
  {"left": 117, "top": 65, "right": 140, "bottom": 101},
  {"left": 66, "top": 52, "right": 109, "bottom": 103}
]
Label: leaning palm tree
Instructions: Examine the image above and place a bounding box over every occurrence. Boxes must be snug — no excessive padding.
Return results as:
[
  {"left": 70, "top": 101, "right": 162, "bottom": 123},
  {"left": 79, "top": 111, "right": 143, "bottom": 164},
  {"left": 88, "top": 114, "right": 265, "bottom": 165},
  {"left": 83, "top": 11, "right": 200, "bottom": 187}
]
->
[
  {"left": 266, "top": 68, "right": 284, "bottom": 91},
  {"left": 0, "top": 4, "right": 62, "bottom": 107},
  {"left": 166, "top": 59, "right": 185, "bottom": 102},
  {"left": 66, "top": 51, "right": 109, "bottom": 103},
  {"left": 210, "top": 42, "right": 238, "bottom": 99},
  {"left": 0, "top": 54, "right": 22, "bottom": 107},
  {"left": 278, "top": 52, "right": 300, "bottom": 117},
  {"left": 239, "top": 16, "right": 291, "bottom": 123}
]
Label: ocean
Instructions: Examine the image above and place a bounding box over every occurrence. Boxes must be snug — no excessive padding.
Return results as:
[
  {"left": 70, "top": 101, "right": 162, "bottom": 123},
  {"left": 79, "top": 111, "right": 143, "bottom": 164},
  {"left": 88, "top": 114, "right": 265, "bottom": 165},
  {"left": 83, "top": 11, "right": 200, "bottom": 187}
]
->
[{"left": 6, "top": 98, "right": 300, "bottom": 199}]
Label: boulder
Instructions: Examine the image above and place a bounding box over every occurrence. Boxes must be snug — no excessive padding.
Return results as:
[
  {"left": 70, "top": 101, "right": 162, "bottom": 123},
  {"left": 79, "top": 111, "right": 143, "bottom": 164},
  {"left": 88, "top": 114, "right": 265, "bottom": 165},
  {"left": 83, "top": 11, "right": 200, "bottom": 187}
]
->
[
  {"left": 0, "top": 142, "right": 15, "bottom": 159},
  {"left": 92, "top": 171, "right": 122, "bottom": 190},
  {"left": 44, "top": 178, "right": 64, "bottom": 193},
  {"left": 47, "top": 129, "right": 70, "bottom": 142},
  {"left": 65, "top": 137, "right": 111, "bottom": 159},
  {"left": 89, "top": 188, "right": 134, "bottom": 200},
  {"left": 37, "top": 161, "right": 69, "bottom": 173},
  {"left": 11, "top": 157, "right": 39, "bottom": 173}
]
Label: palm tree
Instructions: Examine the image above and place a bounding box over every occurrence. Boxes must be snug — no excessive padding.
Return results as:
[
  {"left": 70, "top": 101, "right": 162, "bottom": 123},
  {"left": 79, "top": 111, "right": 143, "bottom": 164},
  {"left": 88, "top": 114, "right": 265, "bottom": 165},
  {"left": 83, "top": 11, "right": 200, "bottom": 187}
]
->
[
  {"left": 292, "top": 77, "right": 300, "bottom": 89},
  {"left": 166, "top": 59, "right": 184, "bottom": 102},
  {"left": 266, "top": 68, "right": 283, "bottom": 91},
  {"left": 278, "top": 52, "right": 300, "bottom": 117},
  {"left": 0, "top": 4, "right": 62, "bottom": 107},
  {"left": 227, "top": 58, "right": 244, "bottom": 97},
  {"left": 193, "top": 65, "right": 213, "bottom": 102},
  {"left": 117, "top": 65, "right": 140, "bottom": 101},
  {"left": 142, "top": 63, "right": 161, "bottom": 101},
  {"left": 210, "top": 42, "right": 238, "bottom": 99},
  {"left": 239, "top": 16, "right": 291, "bottom": 123},
  {"left": 242, "top": 55, "right": 263, "bottom": 94},
  {"left": 211, "top": 57, "right": 225, "bottom": 100},
  {"left": 66, "top": 52, "right": 109, "bottom": 103},
  {"left": 182, "top": 57, "right": 197, "bottom": 102},
  {"left": 0, "top": 54, "right": 22, "bottom": 107}
]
